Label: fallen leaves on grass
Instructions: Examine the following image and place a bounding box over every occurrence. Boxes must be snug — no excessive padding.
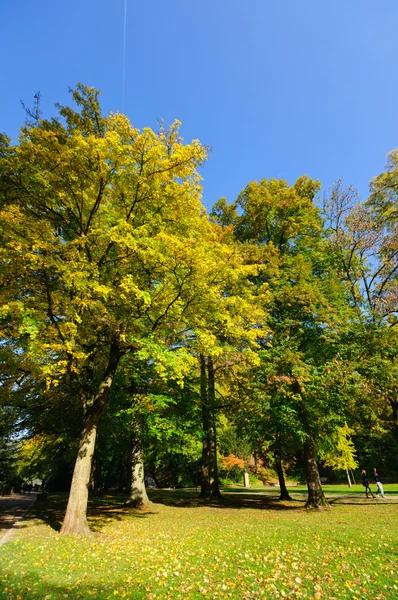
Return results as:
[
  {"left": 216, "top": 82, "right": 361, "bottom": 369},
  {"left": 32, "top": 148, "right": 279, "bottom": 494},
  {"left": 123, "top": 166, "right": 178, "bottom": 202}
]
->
[{"left": 0, "top": 493, "right": 398, "bottom": 599}]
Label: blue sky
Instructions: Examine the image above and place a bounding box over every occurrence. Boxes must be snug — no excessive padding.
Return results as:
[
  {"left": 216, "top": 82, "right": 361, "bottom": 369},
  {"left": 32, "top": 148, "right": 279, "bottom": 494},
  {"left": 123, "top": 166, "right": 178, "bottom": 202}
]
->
[{"left": 1, "top": 0, "right": 398, "bottom": 210}]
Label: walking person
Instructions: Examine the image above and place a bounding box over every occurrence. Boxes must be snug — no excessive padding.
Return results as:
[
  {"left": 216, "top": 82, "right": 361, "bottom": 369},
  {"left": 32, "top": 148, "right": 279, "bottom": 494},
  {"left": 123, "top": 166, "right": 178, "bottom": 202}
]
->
[
  {"left": 373, "top": 468, "right": 386, "bottom": 498},
  {"left": 361, "top": 470, "right": 375, "bottom": 498}
]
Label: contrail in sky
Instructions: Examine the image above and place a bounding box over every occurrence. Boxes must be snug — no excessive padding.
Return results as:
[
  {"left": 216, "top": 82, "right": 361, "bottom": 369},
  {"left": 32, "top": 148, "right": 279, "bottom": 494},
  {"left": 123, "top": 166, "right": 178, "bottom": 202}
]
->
[{"left": 122, "top": 0, "right": 128, "bottom": 113}]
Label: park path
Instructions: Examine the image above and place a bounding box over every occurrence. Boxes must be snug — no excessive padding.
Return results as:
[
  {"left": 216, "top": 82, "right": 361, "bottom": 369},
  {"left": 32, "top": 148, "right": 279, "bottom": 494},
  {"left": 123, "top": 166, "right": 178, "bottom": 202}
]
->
[{"left": 0, "top": 493, "right": 37, "bottom": 546}]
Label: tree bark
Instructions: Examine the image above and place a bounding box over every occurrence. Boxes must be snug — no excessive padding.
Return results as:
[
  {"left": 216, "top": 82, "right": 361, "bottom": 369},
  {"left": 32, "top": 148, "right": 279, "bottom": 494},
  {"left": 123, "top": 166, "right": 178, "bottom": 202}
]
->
[
  {"left": 199, "top": 355, "right": 221, "bottom": 499},
  {"left": 90, "top": 455, "right": 103, "bottom": 496},
  {"left": 294, "top": 384, "right": 328, "bottom": 509},
  {"left": 304, "top": 436, "right": 328, "bottom": 508},
  {"left": 389, "top": 398, "right": 398, "bottom": 424},
  {"left": 60, "top": 402, "right": 102, "bottom": 535},
  {"left": 126, "top": 431, "right": 150, "bottom": 507},
  {"left": 200, "top": 355, "right": 211, "bottom": 498},
  {"left": 60, "top": 342, "right": 120, "bottom": 535},
  {"left": 274, "top": 450, "right": 292, "bottom": 501},
  {"left": 207, "top": 357, "right": 221, "bottom": 498}
]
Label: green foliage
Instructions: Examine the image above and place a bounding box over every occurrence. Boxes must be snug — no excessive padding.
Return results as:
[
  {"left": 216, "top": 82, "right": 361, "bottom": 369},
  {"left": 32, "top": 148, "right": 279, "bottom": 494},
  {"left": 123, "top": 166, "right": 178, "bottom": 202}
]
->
[
  {"left": 16, "top": 434, "right": 74, "bottom": 483},
  {"left": 0, "top": 436, "right": 20, "bottom": 490},
  {"left": 213, "top": 176, "right": 354, "bottom": 487},
  {"left": 218, "top": 422, "right": 252, "bottom": 462},
  {"left": 1, "top": 84, "right": 398, "bottom": 510}
]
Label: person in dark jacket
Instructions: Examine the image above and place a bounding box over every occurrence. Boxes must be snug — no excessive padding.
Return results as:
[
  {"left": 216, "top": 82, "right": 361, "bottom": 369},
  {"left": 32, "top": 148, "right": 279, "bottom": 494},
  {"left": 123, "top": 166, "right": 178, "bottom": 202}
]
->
[
  {"left": 361, "top": 470, "right": 375, "bottom": 498},
  {"left": 373, "top": 468, "right": 386, "bottom": 498}
]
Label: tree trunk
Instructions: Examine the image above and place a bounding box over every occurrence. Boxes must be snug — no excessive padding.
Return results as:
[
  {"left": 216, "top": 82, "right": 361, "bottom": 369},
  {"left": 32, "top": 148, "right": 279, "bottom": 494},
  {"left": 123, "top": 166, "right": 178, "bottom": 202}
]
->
[
  {"left": 60, "top": 343, "right": 120, "bottom": 535},
  {"left": 126, "top": 431, "right": 150, "bottom": 507},
  {"left": 90, "top": 455, "right": 103, "bottom": 496},
  {"left": 60, "top": 401, "right": 102, "bottom": 535},
  {"left": 304, "top": 436, "right": 328, "bottom": 508},
  {"left": 200, "top": 355, "right": 211, "bottom": 498},
  {"left": 274, "top": 451, "right": 292, "bottom": 501},
  {"left": 389, "top": 398, "right": 398, "bottom": 424},
  {"left": 207, "top": 357, "right": 221, "bottom": 498},
  {"left": 199, "top": 355, "right": 221, "bottom": 499},
  {"left": 293, "top": 385, "right": 328, "bottom": 509}
]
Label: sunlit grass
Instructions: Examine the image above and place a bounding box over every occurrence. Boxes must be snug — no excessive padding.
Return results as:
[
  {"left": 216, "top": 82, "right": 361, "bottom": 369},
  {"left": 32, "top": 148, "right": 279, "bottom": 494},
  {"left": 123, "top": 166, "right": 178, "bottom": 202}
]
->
[
  {"left": 227, "top": 483, "right": 398, "bottom": 496},
  {"left": 1, "top": 488, "right": 397, "bottom": 599}
]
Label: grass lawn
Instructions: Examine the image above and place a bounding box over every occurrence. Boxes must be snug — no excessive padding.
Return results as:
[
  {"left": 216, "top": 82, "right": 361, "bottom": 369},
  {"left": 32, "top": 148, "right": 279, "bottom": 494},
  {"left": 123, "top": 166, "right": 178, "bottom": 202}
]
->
[
  {"left": 228, "top": 483, "right": 398, "bottom": 498},
  {"left": 1, "top": 487, "right": 397, "bottom": 599}
]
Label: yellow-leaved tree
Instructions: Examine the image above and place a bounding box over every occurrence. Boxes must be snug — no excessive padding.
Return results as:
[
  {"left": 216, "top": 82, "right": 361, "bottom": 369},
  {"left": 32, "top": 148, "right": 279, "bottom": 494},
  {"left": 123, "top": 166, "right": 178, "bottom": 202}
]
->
[
  {"left": 0, "top": 85, "right": 222, "bottom": 534},
  {"left": 322, "top": 424, "right": 358, "bottom": 487}
]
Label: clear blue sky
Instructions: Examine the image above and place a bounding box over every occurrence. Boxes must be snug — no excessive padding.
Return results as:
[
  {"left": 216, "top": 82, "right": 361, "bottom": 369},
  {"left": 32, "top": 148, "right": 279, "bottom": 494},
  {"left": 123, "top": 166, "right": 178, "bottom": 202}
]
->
[{"left": 1, "top": 0, "right": 398, "bottom": 210}]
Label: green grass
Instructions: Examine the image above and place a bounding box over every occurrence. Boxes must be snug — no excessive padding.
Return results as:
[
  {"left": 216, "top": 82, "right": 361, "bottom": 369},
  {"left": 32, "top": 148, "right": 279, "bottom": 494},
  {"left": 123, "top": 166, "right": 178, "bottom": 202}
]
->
[
  {"left": 1, "top": 488, "right": 398, "bottom": 599},
  {"left": 225, "top": 483, "right": 398, "bottom": 497}
]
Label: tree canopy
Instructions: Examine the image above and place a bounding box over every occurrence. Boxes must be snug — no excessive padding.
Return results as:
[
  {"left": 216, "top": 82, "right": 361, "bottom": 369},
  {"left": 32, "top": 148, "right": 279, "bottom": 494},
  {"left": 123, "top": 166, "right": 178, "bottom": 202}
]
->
[{"left": 1, "top": 85, "right": 397, "bottom": 531}]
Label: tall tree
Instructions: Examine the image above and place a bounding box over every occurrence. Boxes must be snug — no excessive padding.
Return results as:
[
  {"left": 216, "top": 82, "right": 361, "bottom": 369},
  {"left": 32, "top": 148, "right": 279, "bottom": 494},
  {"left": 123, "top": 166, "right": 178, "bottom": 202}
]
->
[
  {"left": 324, "top": 173, "right": 398, "bottom": 477},
  {"left": 0, "top": 85, "right": 215, "bottom": 534},
  {"left": 213, "top": 176, "right": 351, "bottom": 507},
  {"left": 325, "top": 178, "right": 398, "bottom": 323},
  {"left": 199, "top": 355, "right": 220, "bottom": 498}
]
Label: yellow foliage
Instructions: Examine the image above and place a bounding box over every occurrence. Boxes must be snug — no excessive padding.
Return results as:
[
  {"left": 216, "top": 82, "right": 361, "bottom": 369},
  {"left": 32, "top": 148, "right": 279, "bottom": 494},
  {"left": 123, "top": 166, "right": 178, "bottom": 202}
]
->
[{"left": 323, "top": 424, "right": 359, "bottom": 471}]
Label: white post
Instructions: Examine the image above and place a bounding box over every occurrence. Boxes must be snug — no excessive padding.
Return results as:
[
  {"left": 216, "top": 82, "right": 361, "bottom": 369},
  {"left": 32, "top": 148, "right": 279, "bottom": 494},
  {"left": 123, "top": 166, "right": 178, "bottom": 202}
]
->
[
  {"left": 346, "top": 469, "right": 352, "bottom": 488},
  {"left": 243, "top": 468, "right": 250, "bottom": 488}
]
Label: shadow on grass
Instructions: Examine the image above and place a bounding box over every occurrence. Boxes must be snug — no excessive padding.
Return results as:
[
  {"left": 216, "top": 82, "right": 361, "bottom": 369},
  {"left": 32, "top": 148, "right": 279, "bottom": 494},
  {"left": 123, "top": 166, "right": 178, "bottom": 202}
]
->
[
  {"left": 327, "top": 495, "right": 398, "bottom": 506},
  {"left": 20, "top": 493, "right": 157, "bottom": 533},
  {"left": 148, "top": 489, "right": 306, "bottom": 511},
  {"left": 20, "top": 489, "right": 306, "bottom": 534},
  {"left": 148, "top": 489, "right": 398, "bottom": 510},
  {"left": 18, "top": 487, "right": 398, "bottom": 534},
  {"left": 0, "top": 494, "right": 37, "bottom": 532},
  {"left": 0, "top": 569, "right": 146, "bottom": 600}
]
